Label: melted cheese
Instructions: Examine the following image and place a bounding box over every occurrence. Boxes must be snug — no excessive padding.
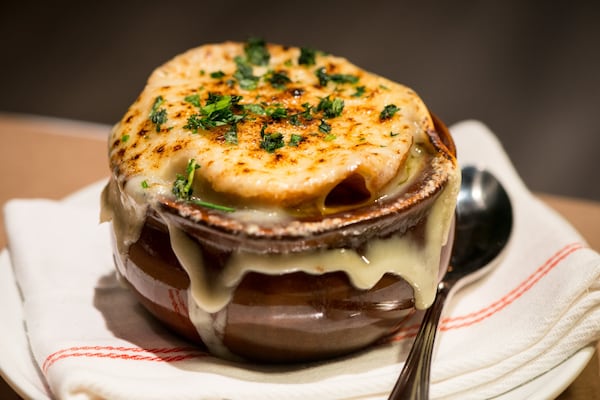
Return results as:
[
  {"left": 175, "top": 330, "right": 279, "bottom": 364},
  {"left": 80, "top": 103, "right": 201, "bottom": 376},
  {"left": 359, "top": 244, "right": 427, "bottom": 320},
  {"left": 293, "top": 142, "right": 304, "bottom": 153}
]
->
[{"left": 107, "top": 41, "right": 434, "bottom": 210}]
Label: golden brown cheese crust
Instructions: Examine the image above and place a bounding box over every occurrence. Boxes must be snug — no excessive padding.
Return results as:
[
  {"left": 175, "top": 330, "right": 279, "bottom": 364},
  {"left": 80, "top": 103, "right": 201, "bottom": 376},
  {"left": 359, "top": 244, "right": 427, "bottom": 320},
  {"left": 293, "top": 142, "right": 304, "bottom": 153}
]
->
[{"left": 108, "top": 41, "right": 434, "bottom": 209}]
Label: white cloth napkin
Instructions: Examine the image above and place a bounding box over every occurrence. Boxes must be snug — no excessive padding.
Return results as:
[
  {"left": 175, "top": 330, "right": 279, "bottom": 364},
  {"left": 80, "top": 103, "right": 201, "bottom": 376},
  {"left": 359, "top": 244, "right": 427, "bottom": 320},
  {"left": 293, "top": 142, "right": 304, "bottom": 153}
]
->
[{"left": 3, "top": 120, "right": 600, "bottom": 400}]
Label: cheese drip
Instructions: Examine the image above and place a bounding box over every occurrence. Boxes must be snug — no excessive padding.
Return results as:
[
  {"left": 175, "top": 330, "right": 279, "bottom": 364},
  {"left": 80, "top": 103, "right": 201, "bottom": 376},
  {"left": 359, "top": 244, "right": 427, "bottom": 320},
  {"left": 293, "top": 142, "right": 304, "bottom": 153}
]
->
[
  {"left": 163, "top": 219, "right": 236, "bottom": 360},
  {"left": 150, "top": 173, "right": 456, "bottom": 353},
  {"left": 163, "top": 169, "right": 458, "bottom": 319}
]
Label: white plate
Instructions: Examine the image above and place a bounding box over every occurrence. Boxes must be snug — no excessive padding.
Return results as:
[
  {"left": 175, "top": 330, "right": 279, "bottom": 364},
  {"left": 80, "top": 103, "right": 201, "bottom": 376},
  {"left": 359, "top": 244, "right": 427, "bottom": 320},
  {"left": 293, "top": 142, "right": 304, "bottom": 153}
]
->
[{"left": 0, "top": 181, "right": 595, "bottom": 399}]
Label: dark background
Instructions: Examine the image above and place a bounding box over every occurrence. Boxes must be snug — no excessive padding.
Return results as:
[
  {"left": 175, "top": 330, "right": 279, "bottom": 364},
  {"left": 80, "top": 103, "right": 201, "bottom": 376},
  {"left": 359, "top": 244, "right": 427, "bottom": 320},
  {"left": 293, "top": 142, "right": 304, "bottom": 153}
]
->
[{"left": 2, "top": 1, "right": 599, "bottom": 200}]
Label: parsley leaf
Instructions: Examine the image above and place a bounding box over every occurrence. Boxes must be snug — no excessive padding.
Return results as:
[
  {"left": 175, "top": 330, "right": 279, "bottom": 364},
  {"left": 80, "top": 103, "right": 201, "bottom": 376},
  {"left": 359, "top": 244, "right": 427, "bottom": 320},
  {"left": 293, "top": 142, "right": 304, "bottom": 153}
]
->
[
  {"left": 260, "top": 131, "right": 285, "bottom": 153},
  {"left": 172, "top": 159, "right": 235, "bottom": 212},
  {"left": 352, "top": 86, "right": 366, "bottom": 97},
  {"left": 210, "top": 70, "right": 226, "bottom": 79},
  {"left": 172, "top": 159, "right": 199, "bottom": 200},
  {"left": 266, "top": 106, "right": 288, "bottom": 120},
  {"left": 184, "top": 94, "right": 202, "bottom": 107},
  {"left": 300, "top": 103, "right": 313, "bottom": 120},
  {"left": 184, "top": 114, "right": 204, "bottom": 133},
  {"left": 315, "top": 67, "right": 359, "bottom": 87},
  {"left": 244, "top": 37, "right": 270, "bottom": 66},
  {"left": 242, "top": 103, "right": 266, "bottom": 115},
  {"left": 149, "top": 96, "right": 168, "bottom": 132},
  {"left": 266, "top": 70, "right": 291, "bottom": 89},
  {"left": 318, "top": 119, "right": 331, "bottom": 134},
  {"left": 288, "top": 133, "right": 304, "bottom": 147},
  {"left": 380, "top": 104, "right": 400, "bottom": 120},
  {"left": 184, "top": 93, "right": 245, "bottom": 133},
  {"left": 298, "top": 47, "right": 317, "bottom": 66},
  {"left": 317, "top": 96, "right": 344, "bottom": 118},
  {"left": 289, "top": 103, "right": 313, "bottom": 126},
  {"left": 330, "top": 73, "right": 359, "bottom": 84},
  {"left": 201, "top": 93, "right": 241, "bottom": 122},
  {"left": 224, "top": 128, "right": 238, "bottom": 144},
  {"left": 190, "top": 199, "right": 235, "bottom": 213},
  {"left": 315, "top": 67, "right": 330, "bottom": 86},
  {"left": 233, "top": 56, "right": 260, "bottom": 90},
  {"left": 289, "top": 114, "right": 301, "bottom": 126}
]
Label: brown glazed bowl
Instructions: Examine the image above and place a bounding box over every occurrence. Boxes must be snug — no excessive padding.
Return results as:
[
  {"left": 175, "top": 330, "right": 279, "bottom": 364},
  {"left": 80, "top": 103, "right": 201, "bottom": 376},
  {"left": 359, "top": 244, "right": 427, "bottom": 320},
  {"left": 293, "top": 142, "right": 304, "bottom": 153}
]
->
[{"left": 111, "top": 115, "right": 457, "bottom": 363}]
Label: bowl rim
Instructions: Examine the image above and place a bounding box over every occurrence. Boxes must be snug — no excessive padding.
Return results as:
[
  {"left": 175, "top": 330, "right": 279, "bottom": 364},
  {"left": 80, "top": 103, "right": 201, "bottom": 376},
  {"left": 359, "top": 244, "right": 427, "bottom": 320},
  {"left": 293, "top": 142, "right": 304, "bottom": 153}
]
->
[{"left": 152, "top": 114, "right": 457, "bottom": 251}]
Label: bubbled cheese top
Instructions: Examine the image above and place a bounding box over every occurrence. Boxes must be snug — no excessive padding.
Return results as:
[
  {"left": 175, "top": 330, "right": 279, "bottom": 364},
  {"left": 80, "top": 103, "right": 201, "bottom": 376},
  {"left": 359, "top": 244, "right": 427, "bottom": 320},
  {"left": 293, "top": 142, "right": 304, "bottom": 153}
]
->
[{"left": 108, "top": 40, "right": 435, "bottom": 211}]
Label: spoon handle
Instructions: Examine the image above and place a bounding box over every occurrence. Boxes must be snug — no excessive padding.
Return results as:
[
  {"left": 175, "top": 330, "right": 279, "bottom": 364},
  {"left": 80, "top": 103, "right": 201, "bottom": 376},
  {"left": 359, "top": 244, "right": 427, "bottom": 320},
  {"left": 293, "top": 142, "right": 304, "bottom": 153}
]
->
[{"left": 388, "top": 283, "right": 450, "bottom": 400}]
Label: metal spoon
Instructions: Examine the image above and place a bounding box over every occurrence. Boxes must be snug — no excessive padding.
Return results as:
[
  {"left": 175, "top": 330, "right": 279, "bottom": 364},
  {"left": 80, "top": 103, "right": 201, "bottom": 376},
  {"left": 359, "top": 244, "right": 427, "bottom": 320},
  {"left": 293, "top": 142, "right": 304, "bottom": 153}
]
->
[{"left": 388, "top": 166, "right": 513, "bottom": 400}]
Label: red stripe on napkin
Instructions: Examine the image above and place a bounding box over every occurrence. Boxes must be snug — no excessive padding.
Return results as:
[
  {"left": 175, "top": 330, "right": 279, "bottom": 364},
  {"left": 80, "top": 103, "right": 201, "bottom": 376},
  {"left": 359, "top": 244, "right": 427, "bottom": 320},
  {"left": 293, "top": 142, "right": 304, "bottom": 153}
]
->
[
  {"left": 43, "top": 346, "right": 207, "bottom": 373},
  {"left": 390, "top": 242, "right": 586, "bottom": 342}
]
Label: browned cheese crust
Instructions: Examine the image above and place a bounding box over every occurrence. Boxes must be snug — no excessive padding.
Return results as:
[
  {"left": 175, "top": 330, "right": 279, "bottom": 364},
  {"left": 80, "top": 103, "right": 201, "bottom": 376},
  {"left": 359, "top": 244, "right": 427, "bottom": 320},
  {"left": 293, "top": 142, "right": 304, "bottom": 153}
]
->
[{"left": 107, "top": 41, "right": 435, "bottom": 212}]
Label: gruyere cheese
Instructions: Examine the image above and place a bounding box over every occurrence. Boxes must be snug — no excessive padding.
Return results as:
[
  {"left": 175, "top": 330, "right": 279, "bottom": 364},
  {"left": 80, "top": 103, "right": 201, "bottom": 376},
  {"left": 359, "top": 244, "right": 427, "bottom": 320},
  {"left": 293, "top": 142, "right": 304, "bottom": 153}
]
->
[{"left": 107, "top": 41, "right": 434, "bottom": 212}]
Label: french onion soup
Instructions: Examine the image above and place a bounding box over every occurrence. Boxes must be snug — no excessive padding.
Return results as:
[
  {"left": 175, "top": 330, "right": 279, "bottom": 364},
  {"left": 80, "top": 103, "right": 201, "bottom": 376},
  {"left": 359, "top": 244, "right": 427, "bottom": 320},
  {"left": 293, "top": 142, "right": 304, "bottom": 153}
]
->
[{"left": 101, "top": 39, "right": 460, "bottom": 362}]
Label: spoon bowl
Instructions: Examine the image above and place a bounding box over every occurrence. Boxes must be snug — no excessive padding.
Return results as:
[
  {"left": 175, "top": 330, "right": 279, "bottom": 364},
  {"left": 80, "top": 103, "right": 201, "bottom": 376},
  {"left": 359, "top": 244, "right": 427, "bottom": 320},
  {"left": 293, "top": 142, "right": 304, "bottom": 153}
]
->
[
  {"left": 388, "top": 166, "right": 513, "bottom": 399},
  {"left": 449, "top": 166, "right": 514, "bottom": 283}
]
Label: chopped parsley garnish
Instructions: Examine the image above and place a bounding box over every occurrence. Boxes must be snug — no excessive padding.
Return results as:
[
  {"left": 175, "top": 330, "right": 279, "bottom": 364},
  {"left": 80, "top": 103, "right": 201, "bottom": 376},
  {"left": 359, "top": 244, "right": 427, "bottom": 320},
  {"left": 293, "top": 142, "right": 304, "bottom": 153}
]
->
[
  {"left": 141, "top": 180, "right": 149, "bottom": 189},
  {"left": 206, "top": 92, "right": 242, "bottom": 111},
  {"left": 184, "top": 114, "right": 204, "bottom": 133},
  {"left": 318, "top": 119, "right": 332, "bottom": 134},
  {"left": 244, "top": 37, "right": 270, "bottom": 66},
  {"left": 298, "top": 47, "right": 317, "bottom": 65},
  {"left": 288, "top": 133, "right": 304, "bottom": 147},
  {"left": 266, "top": 70, "right": 291, "bottom": 89},
  {"left": 184, "top": 94, "right": 202, "bottom": 107},
  {"left": 289, "top": 114, "right": 301, "bottom": 126},
  {"left": 390, "top": 131, "right": 400, "bottom": 137},
  {"left": 242, "top": 103, "right": 266, "bottom": 115},
  {"left": 190, "top": 199, "right": 235, "bottom": 213},
  {"left": 380, "top": 104, "right": 400, "bottom": 120},
  {"left": 224, "top": 127, "right": 238, "bottom": 144},
  {"left": 173, "top": 159, "right": 199, "bottom": 200},
  {"left": 172, "top": 159, "right": 235, "bottom": 212},
  {"left": 260, "top": 130, "right": 285, "bottom": 153},
  {"left": 300, "top": 103, "right": 314, "bottom": 120},
  {"left": 266, "top": 106, "right": 288, "bottom": 120},
  {"left": 184, "top": 93, "right": 244, "bottom": 133},
  {"left": 317, "top": 96, "right": 344, "bottom": 118},
  {"left": 121, "top": 134, "right": 130, "bottom": 142},
  {"left": 324, "top": 133, "right": 336, "bottom": 141},
  {"left": 210, "top": 70, "right": 226, "bottom": 79},
  {"left": 289, "top": 103, "right": 314, "bottom": 126},
  {"left": 233, "top": 56, "right": 260, "bottom": 90},
  {"left": 315, "top": 67, "right": 359, "bottom": 87},
  {"left": 330, "top": 73, "right": 359, "bottom": 84},
  {"left": 149, "top": 96, "right": 168, "bottom": 132},
  {"left": 352, "top": 85, "right": 366, "bottom": 97},
  {"left": 315, "top": 67, "right": 330, "bottom": 86}
]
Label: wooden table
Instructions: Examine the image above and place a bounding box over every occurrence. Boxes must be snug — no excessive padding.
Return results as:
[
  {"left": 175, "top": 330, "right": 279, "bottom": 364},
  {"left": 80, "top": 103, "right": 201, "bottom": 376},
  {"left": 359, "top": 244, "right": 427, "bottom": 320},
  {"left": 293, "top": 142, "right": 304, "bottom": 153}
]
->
[{"left": 0, "top": 113, "right": 598, "bottom": 399}]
